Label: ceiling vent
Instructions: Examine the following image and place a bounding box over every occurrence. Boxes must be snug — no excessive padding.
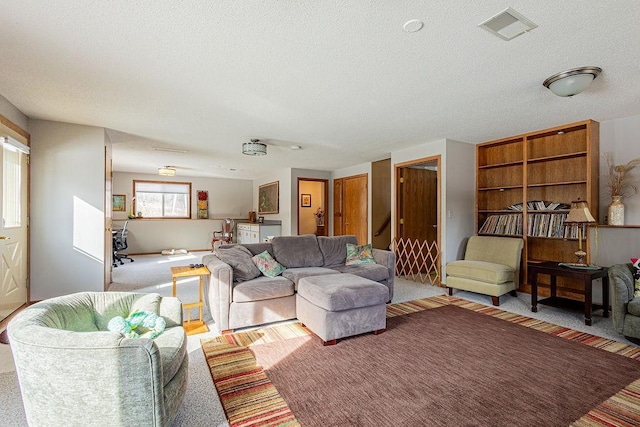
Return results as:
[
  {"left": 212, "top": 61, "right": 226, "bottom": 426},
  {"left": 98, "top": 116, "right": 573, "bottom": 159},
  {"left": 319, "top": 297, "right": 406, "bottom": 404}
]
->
[{"left": 479, "top": 7, "right": 537, "bottom": 41}]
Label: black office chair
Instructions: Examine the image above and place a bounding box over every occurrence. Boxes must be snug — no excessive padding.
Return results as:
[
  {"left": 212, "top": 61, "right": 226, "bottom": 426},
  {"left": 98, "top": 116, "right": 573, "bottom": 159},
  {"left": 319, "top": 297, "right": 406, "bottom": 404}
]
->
[{"left": 113, "top": 221, "right": 134, "bottom": 267}]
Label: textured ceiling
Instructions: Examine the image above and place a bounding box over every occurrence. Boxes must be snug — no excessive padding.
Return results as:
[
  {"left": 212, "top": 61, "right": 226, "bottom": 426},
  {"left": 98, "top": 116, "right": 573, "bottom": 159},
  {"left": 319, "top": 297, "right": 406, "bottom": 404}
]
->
[{"left": 1, "top": 1, "right": 639, "bottom": 179}]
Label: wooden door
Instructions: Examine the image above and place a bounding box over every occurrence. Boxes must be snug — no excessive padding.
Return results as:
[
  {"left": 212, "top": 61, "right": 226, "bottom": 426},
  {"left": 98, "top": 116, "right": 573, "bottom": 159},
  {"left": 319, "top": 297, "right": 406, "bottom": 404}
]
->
[
  {"left": 333, "top": 178, "right": 344, "bottom": 236},
  {"left": 343, "top": 174, "right": 368, "bottom": 244},
  {"left": 399, "top": 167, "right": 438, "bottom": 243},
  {"left": 372, "top": 158, "right": 391, "bottom": 250},
  {"left": 0, "top": 126, "right": 30, "bottom": 324}
]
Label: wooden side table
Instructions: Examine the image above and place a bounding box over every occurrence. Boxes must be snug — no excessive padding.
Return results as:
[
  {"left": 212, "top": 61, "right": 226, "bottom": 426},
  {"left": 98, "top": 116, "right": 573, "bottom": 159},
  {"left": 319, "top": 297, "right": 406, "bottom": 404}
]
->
[
  {"left": 170, "top": 265, "right": 210, "bottom": 335},
  {"left": 528, "top": 261, "right": 609, "bottom": 326}
]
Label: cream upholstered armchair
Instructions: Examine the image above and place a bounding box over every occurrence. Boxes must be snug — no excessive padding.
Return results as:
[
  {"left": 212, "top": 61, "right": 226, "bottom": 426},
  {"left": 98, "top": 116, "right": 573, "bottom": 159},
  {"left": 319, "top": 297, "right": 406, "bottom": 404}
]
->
[
  {"left": 446, "top": 236, "right": 524, "bottom": 306},
  {"left": 8, "top": 292, "right": 188, "bottom": 427}
]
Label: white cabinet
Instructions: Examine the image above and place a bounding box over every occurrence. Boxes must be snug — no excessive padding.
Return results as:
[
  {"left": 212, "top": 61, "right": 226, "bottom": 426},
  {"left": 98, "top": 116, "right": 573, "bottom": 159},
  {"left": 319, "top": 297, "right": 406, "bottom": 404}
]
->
[{"left": 237, "top": 223, "right": 281, "bottom": 244}]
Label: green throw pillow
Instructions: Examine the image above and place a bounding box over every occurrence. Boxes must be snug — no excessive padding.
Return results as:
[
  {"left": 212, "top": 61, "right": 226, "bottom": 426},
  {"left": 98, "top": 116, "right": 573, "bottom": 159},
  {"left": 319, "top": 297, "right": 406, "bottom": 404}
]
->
[
  {"left": 252, "top": 250, "right": 286, "bottom": 277},
  {"left": 346, "top": 243, "right": 375, "bottom": 266}
]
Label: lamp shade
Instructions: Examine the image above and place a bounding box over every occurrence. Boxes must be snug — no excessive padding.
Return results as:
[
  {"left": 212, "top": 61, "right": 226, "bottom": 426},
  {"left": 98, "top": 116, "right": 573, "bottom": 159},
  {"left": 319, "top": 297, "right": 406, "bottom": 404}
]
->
[
  {"left": 158, "top": 166, "right": 176, "bottom": 176},
  {"left": 564, "top": 200, "right": 596, "bottom": 224},
  {"left": 543, "top": 66, "right": 602, "bottom": 97},
  {"left": 242, "top": 139, "right": 267, "bottom": 156}
]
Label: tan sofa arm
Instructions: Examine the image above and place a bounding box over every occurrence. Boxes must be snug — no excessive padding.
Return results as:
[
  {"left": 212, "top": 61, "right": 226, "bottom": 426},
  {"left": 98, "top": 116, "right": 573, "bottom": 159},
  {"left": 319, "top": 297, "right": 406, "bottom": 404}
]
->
[{"left": 202, "top": 254, "right": 234, "bottom": 332}]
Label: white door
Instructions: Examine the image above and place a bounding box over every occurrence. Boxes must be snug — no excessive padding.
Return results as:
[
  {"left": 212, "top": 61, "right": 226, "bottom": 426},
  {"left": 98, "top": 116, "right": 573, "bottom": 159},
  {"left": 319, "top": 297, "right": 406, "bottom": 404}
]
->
[{"left": 0, "top": 134, "right": 29, "bottom": 323}]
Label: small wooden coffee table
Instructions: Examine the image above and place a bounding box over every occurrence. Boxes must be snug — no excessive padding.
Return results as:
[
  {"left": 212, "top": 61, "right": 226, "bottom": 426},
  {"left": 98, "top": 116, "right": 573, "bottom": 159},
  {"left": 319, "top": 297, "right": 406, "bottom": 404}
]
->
[{"left": 170, "top": 265, "right": 210, "bottom": 335}]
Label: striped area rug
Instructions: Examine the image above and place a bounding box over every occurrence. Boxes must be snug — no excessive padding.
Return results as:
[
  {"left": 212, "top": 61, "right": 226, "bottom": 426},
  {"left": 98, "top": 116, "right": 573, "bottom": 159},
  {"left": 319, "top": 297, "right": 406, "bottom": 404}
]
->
[{"left": 201, "top": 295, "right": 640, "bottom": 426}]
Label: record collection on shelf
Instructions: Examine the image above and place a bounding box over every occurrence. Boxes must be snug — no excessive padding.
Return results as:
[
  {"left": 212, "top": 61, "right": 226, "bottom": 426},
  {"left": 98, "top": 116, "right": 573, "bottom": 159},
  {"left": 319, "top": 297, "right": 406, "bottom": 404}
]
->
[{"left": 478, "top": 200, "right": 584, "bottom": 239}]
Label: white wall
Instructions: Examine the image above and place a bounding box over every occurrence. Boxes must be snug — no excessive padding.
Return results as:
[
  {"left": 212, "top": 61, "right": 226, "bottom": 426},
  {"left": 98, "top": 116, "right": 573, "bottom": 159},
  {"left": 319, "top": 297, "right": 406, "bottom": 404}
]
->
[
  {"left": 30, "top": 120, "right": 107, "bottom": 300},
  {"left": 445, "top": 140, "right": 476, "bottom": 263},
  {"left": 600, "top": 114, "right": 640, "bottom": 225},
  {"left": 0, "top": 94, "right": 29, "bottom": 132},
  {"left": 112, "top": 172, "right": 253, "bottom": 253},
  {"left": 253, "top": 169, "right": 292, "bottom": 235}
]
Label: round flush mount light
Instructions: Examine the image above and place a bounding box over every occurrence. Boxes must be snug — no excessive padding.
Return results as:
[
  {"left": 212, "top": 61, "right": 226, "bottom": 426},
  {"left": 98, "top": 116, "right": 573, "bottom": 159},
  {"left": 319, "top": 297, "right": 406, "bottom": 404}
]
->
[
  {"left": 242, "top": 138, "right": 267, "bottom": 156},
  {"left": 403, "top": 19, "right": 424, "bottom": 33},
  {"left": 543, "top": 66, "right": 602, "bottom": 97}
]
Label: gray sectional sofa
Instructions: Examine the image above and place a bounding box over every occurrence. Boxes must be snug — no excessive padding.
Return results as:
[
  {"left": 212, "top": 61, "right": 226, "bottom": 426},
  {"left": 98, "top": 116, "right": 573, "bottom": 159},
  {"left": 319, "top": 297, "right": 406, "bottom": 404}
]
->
[{"left": 202, "top": 234, "right": 395, "bottom": 333}]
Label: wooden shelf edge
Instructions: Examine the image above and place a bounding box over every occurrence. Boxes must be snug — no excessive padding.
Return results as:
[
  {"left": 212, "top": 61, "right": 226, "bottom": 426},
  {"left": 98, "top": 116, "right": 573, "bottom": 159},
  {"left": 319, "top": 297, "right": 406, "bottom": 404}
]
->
[
  {"left": 527, "top": 151, "right": 587, "bottom": 163},
  {"left": 478, "top": 160, "right": 524, "bottom": 169},
  {"left": 478, "top": 185, "right": 523, "bottom": 191},
  {"left": 527, "top": 180, "right": 586, "bottom": 188}
]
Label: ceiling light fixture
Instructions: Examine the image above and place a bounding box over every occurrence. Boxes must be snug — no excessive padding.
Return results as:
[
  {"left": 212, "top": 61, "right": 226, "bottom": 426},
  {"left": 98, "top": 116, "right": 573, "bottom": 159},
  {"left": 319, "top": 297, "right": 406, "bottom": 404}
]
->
[
  {"left": 290, "top": 145, "right": 302, "bottom": 150},
  {"left": 158, "top": 166, "right": 176, "bottom": 176},
  {"left": 242, "top": 139, "right": 267, "bottom": 156},
  {"left": 543, "top": 66, "right": 602, "bottom": 97}
]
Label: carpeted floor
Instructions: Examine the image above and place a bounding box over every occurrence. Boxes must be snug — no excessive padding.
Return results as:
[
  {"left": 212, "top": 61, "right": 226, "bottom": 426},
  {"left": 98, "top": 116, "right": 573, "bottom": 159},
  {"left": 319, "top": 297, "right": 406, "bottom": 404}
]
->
[
  {"left": 0, "top": 252, "right": 637, "bottom": 426},
  {"left": 202, "top": 296, "right": 640, "bottom": 427}
]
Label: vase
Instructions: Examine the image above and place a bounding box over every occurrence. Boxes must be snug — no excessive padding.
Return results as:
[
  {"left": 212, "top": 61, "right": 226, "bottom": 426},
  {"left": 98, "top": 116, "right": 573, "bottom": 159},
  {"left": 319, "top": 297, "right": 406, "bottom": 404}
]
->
[{"left": 607, "top": 196, "right": 625, "bottom": 225}]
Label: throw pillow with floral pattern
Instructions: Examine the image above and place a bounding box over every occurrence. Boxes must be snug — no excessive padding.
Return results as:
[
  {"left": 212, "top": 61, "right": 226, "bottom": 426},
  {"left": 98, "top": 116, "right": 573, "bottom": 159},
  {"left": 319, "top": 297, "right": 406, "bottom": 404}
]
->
[
  {"left": 632, "top": 258, "right": 640, "bottom": 297},
  {"left": 252, "top": 250, "right": 286, "bottom": 277},
  {"left": 345, "top": 243, "right": 375, "bottom": 266}
]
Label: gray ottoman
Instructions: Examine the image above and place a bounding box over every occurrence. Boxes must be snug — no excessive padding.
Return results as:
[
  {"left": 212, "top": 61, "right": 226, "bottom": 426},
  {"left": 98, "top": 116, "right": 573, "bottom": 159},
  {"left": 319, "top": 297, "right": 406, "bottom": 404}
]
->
[{"left": 296, "top": 273, "right": 388, "bottom": 345}]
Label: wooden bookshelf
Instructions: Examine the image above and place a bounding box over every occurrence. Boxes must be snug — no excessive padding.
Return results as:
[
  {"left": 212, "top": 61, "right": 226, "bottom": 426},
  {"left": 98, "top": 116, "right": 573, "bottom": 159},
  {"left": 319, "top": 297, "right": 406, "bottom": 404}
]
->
[{"left": 475, "top": 120, "right": 599, "bottom": 299}]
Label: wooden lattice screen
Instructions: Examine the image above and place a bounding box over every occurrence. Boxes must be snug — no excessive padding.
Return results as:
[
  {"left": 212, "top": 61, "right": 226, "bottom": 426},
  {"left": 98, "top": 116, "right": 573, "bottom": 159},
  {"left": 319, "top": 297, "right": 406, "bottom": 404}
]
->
[{"left": 390, "top": 237, "right": 441, "bottom": 286}]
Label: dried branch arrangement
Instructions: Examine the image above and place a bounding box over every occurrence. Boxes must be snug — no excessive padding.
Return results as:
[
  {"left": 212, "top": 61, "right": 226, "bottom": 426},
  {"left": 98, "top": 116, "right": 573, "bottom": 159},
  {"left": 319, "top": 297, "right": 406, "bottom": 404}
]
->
[{"left": 604, "top": 152, "right": 640, "bottom": 198}]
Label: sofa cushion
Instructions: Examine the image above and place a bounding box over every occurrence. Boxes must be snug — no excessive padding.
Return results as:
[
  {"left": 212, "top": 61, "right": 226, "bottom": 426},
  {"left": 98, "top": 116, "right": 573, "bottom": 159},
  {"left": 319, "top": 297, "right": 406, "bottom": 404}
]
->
[
  {"left": 252, "top": 250, "right": 286, "bottom": 278},
  {"left": 346, "top": 243, "right": 376, "bottom": 265},
  {"left": 216, "top": 245, "right": 262, "bottom": 283},
  {"left": 298, "top": 273, "right": 388, "bottom": 312},
  {"left": 317, "top": 235, "right": 358, "bottom": 266},
  {"left": 271, "top": 235, "right": 324, "bottom": 268},
  {"left": 628, "top": 297, "right": 640, "bottom": 317},
  {"left": 232, "top": 276, "right": 295, "bottom": 302},
  {"left": 154, "top": 326, "right": 187, "bottom": 386},
  {"left": 446, "top": 260, "right": 514, "bottom": 284},
  {"left": 330, "top": 263, "right": 389, "bottom": 283},
  {"left": 282, "top": 267, "right": 340, "bottom": 289}
]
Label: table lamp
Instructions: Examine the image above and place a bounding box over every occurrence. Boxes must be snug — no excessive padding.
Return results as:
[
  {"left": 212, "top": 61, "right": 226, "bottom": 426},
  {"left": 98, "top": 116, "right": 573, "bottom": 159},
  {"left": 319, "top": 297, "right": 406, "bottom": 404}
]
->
[{"left": 563, "top": 199, "right": 596, "bottom": 265}]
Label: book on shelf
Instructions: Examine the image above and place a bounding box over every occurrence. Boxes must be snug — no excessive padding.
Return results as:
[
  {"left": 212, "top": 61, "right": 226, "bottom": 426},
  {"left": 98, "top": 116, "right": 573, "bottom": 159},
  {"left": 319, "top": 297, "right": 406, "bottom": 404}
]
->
[
  {"left": 479, "top": 214, "right": 522, "bottom": 236},
  {"left": 480, "top": 212, "right": 585, "bottom": 238},
  {"left": 525, "top": 200, "right": 570, "bottom": 211}
]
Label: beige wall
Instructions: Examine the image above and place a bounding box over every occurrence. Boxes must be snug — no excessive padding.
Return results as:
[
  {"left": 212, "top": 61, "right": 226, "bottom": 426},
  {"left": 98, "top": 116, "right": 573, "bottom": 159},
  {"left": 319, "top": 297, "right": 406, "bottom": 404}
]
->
[
  {"left": 112, "top": 172, "right": 253, "bottom": 253},
  {"left": 298, "top": 181, "right": 324, "bottom": 235},
  {"left": 30, "top": 120, "right": 107, "bottom": 300}
]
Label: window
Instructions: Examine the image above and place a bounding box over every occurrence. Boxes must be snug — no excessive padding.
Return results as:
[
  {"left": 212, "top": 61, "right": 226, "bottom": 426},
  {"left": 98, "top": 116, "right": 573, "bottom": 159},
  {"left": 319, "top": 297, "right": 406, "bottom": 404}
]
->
[
  {"left": 133, "top": 180, "right": 191, "bottom": 219},
  {"left": 3, "top": 139, "right": 27, "bottom": 228}
]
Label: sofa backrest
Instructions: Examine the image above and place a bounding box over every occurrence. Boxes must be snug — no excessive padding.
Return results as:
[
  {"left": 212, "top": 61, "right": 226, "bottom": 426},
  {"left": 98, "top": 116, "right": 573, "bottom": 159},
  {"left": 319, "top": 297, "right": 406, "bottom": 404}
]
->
[
  {"left": 219, "top": 242, "right": 274, "bottom": 257},
  {"left": 317, "top": 235, "right": 358, "bottom": 266},
  {"left": 464, "top": 236, "right": 523, "bottom": 271},
  {"left": 271, "top": 234, "right": 324, "bottom": 268}
]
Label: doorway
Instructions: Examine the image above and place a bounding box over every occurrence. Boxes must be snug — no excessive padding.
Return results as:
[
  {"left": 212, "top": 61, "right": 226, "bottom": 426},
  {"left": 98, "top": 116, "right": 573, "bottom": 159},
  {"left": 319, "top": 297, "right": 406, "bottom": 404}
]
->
[
  {"left": 0, "top": 119, "right": 30, "bottom": 324},
  {"left": 297, "top": 178, "right": 329, "bottom": 236},
  {"left": 395, "top": 156, "right": 441, "bottom": 282},
  {"left": 334, "top": 173, "right": 368, "bottom": 244}
]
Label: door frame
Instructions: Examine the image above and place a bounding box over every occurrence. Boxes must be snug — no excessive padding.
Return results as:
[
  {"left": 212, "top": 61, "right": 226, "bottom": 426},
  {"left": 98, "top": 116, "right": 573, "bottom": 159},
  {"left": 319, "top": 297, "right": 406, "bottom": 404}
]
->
[
  {"left": 394, "top": 154, "right": 442, "bottom": 258},
  {"left": 0, "top": 115, "right": 31, "bottom": 322},
  {"left": 297, "top": 177, "right": 329, "bottom": 236}
]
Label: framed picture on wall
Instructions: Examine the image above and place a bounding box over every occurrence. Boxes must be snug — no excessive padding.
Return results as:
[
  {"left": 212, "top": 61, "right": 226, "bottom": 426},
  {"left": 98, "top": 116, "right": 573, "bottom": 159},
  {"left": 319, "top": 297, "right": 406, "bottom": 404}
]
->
[
  {"left": 301, "top": 193, "right": 311, "bottom": 207},
  {"left": 112, "top": 195, "right": 126, "bottom": 212},
  {"left": 258, "top": 181, "right": 279, "bottom": 214}
]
